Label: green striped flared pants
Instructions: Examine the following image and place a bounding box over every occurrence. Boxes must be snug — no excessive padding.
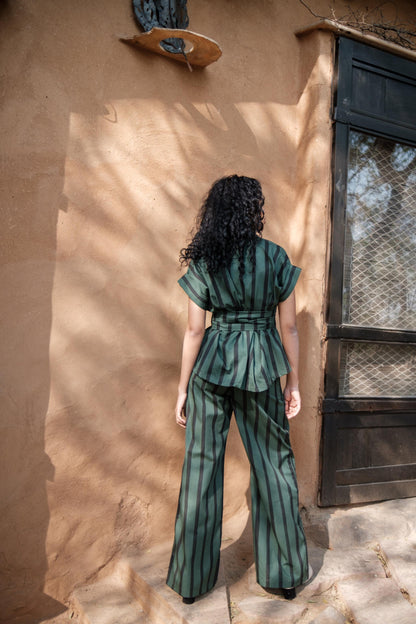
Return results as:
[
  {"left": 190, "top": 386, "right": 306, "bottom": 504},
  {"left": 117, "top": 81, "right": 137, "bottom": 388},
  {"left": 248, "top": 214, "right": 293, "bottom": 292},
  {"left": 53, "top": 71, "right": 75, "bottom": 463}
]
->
[{"left": 166, "top": 371, "right": 309, "bottom": 599}]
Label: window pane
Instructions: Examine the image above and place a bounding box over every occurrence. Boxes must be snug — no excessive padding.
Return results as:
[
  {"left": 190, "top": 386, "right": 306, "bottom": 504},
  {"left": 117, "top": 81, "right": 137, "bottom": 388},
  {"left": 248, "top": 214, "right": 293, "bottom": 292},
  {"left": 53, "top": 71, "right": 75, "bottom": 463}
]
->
[
  {"left": 339, "top": 342, "right": 416, "bottom": 397},
  {"left": 342, "top": 131, "right": 416, "bottom": 330}
]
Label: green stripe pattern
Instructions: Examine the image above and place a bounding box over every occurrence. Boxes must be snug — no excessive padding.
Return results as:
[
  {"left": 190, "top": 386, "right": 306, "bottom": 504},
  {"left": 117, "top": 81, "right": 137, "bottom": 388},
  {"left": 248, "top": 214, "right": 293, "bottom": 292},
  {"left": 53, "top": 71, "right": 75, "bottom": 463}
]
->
[
  {"left": 178, "top": 239, "right": 301, "bottom": 392},
  {"left": 166, "top": 373, "right": 309, "bottom": 598},
  {"left": 168, "top": 238, "right": 307, "bottom": 599}
]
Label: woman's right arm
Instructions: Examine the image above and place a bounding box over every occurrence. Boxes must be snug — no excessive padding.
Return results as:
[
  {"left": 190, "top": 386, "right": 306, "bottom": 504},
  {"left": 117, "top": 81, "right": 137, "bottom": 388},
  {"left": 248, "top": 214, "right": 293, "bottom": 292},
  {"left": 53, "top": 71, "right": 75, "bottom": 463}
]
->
[
  {"left": 175, "top": 298, "right": 206, "bottom": 428},
  {"left": 278, "top": 290, "right": 301, "bottom": 419}
]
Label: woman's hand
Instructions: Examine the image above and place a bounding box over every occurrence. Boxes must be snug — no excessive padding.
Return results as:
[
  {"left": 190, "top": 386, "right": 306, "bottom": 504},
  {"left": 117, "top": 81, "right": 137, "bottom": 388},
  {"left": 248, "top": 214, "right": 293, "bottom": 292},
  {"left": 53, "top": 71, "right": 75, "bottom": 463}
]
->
[
  {"left": 175, "top": 391, "right": 188, "bottom": 428},
  {"left": 284, "top": 386, "right": 301, "bottom": 419}
]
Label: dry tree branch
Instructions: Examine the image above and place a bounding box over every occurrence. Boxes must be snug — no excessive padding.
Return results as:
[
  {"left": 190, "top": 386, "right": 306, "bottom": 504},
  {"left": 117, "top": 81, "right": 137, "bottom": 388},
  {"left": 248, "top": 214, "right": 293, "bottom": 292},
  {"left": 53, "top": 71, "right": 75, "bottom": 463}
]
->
[
  {"left": 298, "top": 0, "right": 322, "bottom": 19},
  {"left": 298, "top": 1, "right": 416, "bottom": 50}
]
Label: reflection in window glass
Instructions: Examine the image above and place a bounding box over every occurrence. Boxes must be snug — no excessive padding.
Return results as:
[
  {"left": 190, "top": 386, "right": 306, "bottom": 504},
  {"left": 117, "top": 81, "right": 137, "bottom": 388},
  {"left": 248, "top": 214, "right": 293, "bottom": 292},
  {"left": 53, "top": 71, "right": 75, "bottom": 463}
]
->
[{"left": 343, "top": 131, "right": 416, "bottom": 330}]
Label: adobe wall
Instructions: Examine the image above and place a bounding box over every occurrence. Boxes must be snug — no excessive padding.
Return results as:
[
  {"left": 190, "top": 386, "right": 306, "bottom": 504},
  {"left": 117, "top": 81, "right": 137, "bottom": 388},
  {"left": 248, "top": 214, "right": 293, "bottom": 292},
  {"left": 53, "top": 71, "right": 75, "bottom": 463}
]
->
[{"left": 1, "top": 0, "right": 414, "bottom": 619}]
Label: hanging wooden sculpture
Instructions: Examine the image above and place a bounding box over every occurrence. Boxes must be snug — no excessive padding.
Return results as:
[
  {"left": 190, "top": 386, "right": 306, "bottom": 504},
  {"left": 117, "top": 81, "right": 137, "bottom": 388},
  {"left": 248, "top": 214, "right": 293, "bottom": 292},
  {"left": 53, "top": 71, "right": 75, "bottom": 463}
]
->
[{"left": 120, "top": 0, "right": 222, "bottom": 69}]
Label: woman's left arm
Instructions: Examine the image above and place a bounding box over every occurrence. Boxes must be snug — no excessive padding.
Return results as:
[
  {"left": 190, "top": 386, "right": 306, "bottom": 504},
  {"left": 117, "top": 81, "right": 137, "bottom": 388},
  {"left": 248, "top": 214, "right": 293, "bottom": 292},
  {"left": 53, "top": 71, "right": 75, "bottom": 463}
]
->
[
  {"left": 176, "top": 298, "right": 206, "bottom": 428},
  {"left": 278, "top": 290, "right": 301, "bottom": 419}
]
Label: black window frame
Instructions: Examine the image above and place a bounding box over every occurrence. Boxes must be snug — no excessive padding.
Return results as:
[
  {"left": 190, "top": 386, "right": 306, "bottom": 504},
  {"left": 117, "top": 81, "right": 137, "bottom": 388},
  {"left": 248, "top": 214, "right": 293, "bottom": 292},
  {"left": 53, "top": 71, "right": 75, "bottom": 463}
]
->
[
  {"left": 321, "top": 36, "right": 416, "bottom": 506},
  {"left": 325, "top": 37, "right": 416, "bottom": 410}
]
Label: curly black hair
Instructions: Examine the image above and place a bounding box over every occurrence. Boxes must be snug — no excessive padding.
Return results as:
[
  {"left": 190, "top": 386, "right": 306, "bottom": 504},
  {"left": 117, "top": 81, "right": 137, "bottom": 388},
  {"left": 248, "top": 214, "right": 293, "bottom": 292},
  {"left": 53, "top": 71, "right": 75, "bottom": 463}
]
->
[{"left": 180, "top": 175, "right": 265, "bottom": 276}]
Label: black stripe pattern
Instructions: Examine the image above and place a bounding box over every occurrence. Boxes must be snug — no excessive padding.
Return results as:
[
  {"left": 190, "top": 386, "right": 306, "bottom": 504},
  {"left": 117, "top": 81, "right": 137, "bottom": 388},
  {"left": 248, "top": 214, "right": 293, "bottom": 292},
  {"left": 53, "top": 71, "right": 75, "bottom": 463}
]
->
[
  {"left": 178, "top": 238, "right": 301, "bottom": 392},
  {"left": 167, "top": 238, "right": 307, "bottom": 599},
  {"left": 166, "top": 375, "right": 309, "bottom": 598}
]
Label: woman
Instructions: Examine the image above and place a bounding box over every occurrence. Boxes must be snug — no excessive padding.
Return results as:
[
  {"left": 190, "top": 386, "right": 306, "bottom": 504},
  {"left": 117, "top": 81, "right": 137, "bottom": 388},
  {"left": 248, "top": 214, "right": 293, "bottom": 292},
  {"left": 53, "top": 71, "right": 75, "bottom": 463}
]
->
[{"left": 167, "top": 175, "right": 309, "bottom": 604}]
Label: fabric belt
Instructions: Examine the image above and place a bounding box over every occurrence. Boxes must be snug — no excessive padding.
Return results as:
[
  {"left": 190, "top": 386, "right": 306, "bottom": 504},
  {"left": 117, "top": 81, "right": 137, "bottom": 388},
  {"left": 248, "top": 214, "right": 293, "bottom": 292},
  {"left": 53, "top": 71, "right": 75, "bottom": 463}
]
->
[{"left": 211, "top": 310, "right": 276, "bottom": 332}]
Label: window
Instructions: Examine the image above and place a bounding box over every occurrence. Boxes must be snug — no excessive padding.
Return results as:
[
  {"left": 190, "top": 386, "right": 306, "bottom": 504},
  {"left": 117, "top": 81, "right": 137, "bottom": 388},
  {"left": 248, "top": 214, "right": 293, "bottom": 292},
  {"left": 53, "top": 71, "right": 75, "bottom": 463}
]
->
[{"left": 321, "top": 37, "right": 416, "bottom": 506}]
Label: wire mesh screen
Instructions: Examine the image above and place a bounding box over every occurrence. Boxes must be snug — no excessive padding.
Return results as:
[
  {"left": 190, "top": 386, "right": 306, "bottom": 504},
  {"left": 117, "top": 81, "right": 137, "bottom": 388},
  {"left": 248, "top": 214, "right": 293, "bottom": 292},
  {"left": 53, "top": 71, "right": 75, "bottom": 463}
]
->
[
  {"left": 342, "top": 131, "right": 416, "bottom": 330},
  {"left": 339, "top": 341, "right": 416, "bottom": 397}
]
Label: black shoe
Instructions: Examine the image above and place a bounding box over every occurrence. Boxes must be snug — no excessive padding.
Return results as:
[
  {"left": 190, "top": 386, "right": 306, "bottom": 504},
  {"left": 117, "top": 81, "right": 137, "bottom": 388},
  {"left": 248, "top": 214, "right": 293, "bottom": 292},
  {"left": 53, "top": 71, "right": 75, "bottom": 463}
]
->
[
  {"left": 182, "top": 596, "right": 195, "bottom": 604},
  {"left": 282, "top": 587, "right": 296, "bottom": 600}
]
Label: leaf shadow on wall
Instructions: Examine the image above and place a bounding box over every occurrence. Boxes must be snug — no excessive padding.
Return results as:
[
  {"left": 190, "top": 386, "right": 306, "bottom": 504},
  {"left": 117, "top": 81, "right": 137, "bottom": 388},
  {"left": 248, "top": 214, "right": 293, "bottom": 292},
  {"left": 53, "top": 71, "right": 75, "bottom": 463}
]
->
[{"left": 0, "top": 0, "right": 327, "bottom": 619}]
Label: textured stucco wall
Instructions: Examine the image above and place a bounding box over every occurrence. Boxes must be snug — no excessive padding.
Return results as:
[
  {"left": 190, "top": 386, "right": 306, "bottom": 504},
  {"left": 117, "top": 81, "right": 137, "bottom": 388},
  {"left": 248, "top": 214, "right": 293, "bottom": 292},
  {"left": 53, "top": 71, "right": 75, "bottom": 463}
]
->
[{"left": 1, "top": 0, "right": 414, "bottom": 619}]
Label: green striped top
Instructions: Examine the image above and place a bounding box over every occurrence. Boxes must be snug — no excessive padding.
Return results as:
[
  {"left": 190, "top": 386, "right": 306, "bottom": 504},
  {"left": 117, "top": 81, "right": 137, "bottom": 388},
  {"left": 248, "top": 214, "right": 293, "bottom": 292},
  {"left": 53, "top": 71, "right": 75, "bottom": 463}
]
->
[{"left": 178, "top": 238, "right": 301, "bottom": 392}]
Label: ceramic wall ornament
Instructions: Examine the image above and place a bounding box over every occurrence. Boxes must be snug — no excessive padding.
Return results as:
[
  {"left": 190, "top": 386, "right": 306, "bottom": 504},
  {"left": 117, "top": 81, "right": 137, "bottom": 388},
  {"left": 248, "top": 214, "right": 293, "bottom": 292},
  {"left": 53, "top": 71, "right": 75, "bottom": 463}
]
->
[{"left": 120, "top": 0, "right": 222, "bottom": 70}]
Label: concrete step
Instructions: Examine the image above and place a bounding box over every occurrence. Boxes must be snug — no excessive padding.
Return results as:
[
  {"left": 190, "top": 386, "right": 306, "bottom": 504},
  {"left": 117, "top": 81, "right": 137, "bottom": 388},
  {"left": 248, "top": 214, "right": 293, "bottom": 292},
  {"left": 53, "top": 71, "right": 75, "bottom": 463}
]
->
[
  {"left": 72, "top": 572, "right": 151, "bottom": 624},
  {"left": 71, "top": 541, "right": 231, "bottom": 624},
  {"left": 69, "top": 499, "right": 416, "bottom": 624},
  {"left": 119, "top": 542, "right": 231, "bottom": 624},
  {"left": 337, "top": 576, "right": 416, "bottom": 624}
]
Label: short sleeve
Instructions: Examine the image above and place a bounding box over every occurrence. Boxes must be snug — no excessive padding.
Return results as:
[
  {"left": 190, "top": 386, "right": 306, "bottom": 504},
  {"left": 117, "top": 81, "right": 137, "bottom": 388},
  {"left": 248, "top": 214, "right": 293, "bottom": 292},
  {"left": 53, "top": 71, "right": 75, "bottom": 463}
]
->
[
  {"left": 276, "top": 250, "right": 301, "bottom": 302},
  {"left": 178, "top": 261, "right": 211, "bottom": 310}
]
